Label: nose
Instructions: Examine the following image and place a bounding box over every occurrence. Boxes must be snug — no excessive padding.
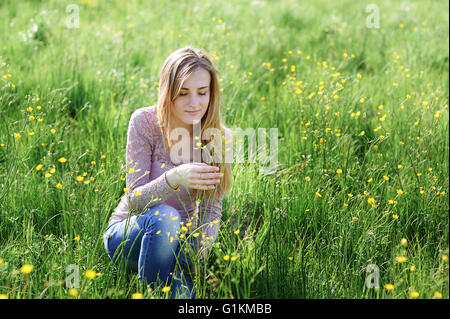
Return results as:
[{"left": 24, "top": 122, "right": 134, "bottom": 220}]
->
[{"left": 189, "top": 95, "right": 200, "bottom": 108}]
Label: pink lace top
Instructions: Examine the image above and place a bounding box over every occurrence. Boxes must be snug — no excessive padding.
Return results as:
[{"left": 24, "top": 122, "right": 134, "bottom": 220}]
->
[{"left": 108, "top": 105, "right": 229, "bottom": 248}]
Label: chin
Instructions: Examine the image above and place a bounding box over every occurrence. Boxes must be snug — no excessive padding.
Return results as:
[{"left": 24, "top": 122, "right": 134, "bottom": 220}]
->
[{"left": 184, "top": 112, "right": 204, "bottom": 121}]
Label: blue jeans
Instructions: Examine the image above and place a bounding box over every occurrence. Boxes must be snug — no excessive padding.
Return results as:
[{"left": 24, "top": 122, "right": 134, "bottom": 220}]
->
[{"left": 103, "top": 204, "right": 196, "bottom": 298}]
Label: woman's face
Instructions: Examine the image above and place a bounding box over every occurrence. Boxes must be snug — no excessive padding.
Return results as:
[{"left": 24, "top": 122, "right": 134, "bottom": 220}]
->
[{"left": 172, "top": 68, "right": 211, "bottom": 132}]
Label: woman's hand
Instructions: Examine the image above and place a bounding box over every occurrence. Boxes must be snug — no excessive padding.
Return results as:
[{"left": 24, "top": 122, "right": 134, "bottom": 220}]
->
[{"left": 166, "top": 162, "right": 222, "bottom": 190}]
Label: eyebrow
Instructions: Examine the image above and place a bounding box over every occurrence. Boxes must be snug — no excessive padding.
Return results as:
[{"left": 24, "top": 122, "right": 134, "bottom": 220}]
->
[{"left": 181, "top": 86, "right": 209, "bottom": 90}]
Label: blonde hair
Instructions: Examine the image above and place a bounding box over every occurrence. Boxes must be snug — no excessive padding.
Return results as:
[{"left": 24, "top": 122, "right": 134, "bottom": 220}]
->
[{"left": 157, "top": 46, "right": 232, "bottom": 199}]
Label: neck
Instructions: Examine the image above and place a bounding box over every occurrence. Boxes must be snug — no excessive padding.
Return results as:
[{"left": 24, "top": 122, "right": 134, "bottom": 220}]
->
[{"left": 171, "top": 119, "right": 201, "bottom": 138}]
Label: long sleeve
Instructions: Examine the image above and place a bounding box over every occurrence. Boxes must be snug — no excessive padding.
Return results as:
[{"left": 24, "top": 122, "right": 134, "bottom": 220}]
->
[{"left": 126, "top": 109, "right": 177, "bottom": 213}]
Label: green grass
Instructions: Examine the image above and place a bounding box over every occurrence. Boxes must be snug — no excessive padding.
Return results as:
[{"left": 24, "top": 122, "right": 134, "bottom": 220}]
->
[{"left": 0, "top": 0, "right": 448, "bottom": 299}]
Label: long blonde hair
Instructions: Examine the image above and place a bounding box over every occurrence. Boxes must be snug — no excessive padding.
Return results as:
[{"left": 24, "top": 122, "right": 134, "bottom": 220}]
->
[{"left": 157, "top": 46, "right": 232, "bottom": 199}]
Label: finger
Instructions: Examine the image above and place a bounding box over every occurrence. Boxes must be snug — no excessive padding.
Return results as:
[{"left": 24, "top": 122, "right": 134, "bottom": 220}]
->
[
  {"left": 190, "top": 179, "right": 220, "bottom": 185},
  {"left": 194, "top": 165, "right": 220, "bottom": 173},
  {"left": 192, "top": 173, "right": 223, "bottom": 179},
  {"left": 189, "top": 183, "right": 216, "bottom": 190},
  {"left": 192, "top": 162, "right": 208, "bottom": 166}
]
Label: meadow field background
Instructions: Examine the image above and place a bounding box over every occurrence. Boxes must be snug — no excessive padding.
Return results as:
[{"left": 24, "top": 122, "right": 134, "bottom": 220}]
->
[{"left": 0, "top": 0, "right": 448, "bottom": 299}]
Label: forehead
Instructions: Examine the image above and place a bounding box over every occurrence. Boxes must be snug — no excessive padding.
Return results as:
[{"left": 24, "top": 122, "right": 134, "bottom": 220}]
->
[{"left": 181, "top": 68, "right": 211, "bottom": 89}]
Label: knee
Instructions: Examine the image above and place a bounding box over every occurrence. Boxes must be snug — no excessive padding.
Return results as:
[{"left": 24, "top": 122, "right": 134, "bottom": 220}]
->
[{"left": 150, "top": 204, "right": 181, "bottom": 235}]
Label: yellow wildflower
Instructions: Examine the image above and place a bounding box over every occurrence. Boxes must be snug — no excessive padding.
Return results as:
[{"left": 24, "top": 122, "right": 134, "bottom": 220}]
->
[
  {"left": 85, "top": 270, "right": 96, "bottom": 279},
  {"left": 396, "top": 256, "right": 408, "bottom": 263},
  {"left": 384, "top": 283, "right": 394, "bottom": 291},
  {"left": 433, "top": 291, "right": 442, "bottom": 299},
  {"left": 410, "top": 291, "right": 419, "bottom": 298},
  {"left": 400, "top": 238, "right": 408, "bottom": 247},
  {"left": 68, "top": 288, "right": 79, "bottom": 297},
  {"left": 132, "top": 292, "right": 143, "bottom": 299},
  {"left": 20, "top": 264, "right": 34, "bottom": 274},
  {"left": 161, "top": 286, "right": 171, "bottom": 293}
]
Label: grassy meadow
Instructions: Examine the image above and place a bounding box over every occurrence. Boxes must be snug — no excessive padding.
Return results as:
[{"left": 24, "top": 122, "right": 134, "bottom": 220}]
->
[{"left": 0, "top": 0, "right": 449, "bottom": 299}]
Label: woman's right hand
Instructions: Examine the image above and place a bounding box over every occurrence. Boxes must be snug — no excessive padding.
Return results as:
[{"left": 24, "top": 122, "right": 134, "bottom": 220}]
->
[{"left": 166, "top": 162, "right": 223, "bottom": 190}]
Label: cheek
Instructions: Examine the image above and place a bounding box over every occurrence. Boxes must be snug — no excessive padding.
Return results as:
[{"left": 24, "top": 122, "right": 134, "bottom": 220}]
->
[
  {"left": 202, "top": 94, "right": 211, "bottom": 106},
  {"left": 173, "top": 98, "right": 186, "bottom": 112}
]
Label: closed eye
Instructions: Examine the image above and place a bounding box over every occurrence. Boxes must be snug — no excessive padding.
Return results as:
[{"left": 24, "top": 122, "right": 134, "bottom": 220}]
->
[{"left": 180, "top": 93, "right": 207, "bottom": 96}]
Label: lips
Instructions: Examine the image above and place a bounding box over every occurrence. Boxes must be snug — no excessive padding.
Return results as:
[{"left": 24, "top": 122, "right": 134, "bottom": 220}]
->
[{"left": 185, "top": 110, "right": 201, "bottom": 114}]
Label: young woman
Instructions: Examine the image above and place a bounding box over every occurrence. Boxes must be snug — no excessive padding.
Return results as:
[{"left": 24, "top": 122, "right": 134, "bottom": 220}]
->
[{"left": 103, "top": 46, "right": 233, "bottom": 298}]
